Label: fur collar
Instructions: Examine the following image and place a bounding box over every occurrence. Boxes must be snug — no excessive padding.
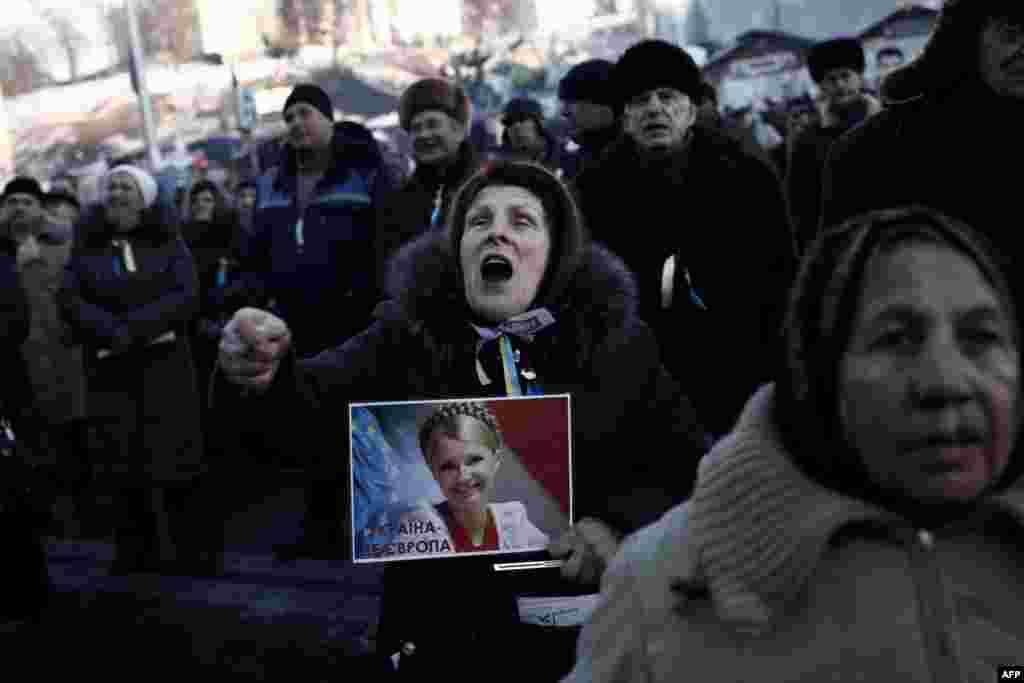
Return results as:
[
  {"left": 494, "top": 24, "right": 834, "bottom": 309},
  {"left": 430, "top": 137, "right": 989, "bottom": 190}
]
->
[
  {"left": 675, "top": 384, "right": 1024, "bottom": 631},
  {"left": 379, "top": 228, "right": 639, "bottom": 334}
]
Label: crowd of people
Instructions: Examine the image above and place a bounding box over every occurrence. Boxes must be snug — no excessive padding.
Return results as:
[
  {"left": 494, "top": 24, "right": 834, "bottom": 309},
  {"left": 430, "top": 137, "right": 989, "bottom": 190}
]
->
[{"left": 3, "top": 0, "right": 1024, "bottom": 678}]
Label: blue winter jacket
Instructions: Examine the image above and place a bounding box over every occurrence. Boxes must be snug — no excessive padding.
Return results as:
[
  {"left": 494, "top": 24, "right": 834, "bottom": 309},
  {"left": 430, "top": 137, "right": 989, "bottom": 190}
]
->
[{"left": 241, "top": 122, "right": 393, "bottom": 357}]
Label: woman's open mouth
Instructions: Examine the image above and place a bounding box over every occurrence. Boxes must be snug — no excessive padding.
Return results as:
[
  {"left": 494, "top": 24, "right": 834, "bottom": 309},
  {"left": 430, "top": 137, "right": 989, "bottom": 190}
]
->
[{"left": 480, "top": 254, "right": 515, "bottom": 283}]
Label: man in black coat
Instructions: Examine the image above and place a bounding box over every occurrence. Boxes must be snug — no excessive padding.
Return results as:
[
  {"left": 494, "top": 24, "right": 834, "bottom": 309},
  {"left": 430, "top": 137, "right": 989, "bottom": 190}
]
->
[
  {"left": 1, "top": 178, "right": 52, "bottom": 627},
  {"left": 786, "top": 37, "right": 881, "bottom": 258},
  {"left": 574, "top": 40, "right": 796, "bottom": 439},
  {"left": 821, "top": 1, "right": 1024, "bottom": 311}
]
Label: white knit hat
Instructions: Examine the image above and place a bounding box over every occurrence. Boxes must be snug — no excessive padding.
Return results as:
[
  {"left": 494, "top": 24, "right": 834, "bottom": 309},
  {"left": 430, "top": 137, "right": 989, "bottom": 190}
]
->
[{"left": 104, "top": 165, "right": 159, "bottom": 209}]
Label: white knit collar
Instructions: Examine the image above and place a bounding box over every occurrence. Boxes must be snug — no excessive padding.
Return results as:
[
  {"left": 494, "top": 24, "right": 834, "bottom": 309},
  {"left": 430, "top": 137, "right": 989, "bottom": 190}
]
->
[{"left": 684, "top": 384, "right": 1024, "bottom": 631}]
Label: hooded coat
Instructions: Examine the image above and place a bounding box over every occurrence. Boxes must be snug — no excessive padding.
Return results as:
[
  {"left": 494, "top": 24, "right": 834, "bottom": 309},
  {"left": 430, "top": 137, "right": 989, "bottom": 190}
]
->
[
  {"left": 57, "top": 205, "right": 202, "bottom": 483},
  {"left": 566, "top": 385, "right": 1024, "bottom": 683},
  {"left": 213, "top": 227, "right": 707, "bottom": 675},
  {"left": 574, "top": 126, "right": 796, "bottom": 437}
]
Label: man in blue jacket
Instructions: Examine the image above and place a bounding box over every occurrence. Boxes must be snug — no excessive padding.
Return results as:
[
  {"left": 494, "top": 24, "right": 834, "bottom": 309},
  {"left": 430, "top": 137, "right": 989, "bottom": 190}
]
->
[
  {"left": 239, "top": 83, "right": 393, "bottom": 561},
  {"left": 241, "top": 83, "right": 393, "bottom": 359}
]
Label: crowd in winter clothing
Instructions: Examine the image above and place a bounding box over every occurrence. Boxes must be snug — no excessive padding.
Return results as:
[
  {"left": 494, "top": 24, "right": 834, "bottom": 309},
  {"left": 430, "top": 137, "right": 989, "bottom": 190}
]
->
[{"left": 4, "top": 1, "right": 1024, "bottom": 677}]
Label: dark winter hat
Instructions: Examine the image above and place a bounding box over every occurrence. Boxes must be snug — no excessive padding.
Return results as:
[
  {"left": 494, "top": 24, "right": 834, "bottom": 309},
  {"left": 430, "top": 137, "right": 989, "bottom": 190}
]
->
[
  {"left": 399, "top": 78, "right": 472, "bottom": 131},
  {"left": 448, "top": 161, "right": 587, "bottom": 311},
  {"left": 283, "top": 83, "right": 334, "bottom": 122},
  {"left": 777, "top": 206, "right": 1022, "bottom": 502},
  {"left": 558, "top": 59, "right": 615, "bottom": 107},
  {"left": 882, "top": 0, "right": 1024, "bottom": 104},
  {"left": 1, "top": 177, "right": 45, "bottom": 203},
  {"left": 502, "top": 97, "right": 544, "bottom": 126},
  {"left": 806, "top": 38, "right": 866, "bottom": 84},
  {"left": 613, "top": 40, "right": 703, "bottom": 111}
]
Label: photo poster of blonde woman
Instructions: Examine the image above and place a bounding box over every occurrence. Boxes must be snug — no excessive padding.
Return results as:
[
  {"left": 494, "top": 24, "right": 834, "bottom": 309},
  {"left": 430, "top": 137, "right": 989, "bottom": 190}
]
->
[{"left": 350, "top": 395, "right": 573, "bottom": 564}]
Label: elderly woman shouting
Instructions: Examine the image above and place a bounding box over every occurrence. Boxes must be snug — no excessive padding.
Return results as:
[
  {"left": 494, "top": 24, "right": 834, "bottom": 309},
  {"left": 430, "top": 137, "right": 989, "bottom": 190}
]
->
[
  {"left": 58, "top": 165, "right": 210, "bottom": 576},
  {"left": 214, "top": 161, "right": 706, "bottom": 679},
  {"left": 566, "top": 207, "right": 1024, "bottom": 683}
]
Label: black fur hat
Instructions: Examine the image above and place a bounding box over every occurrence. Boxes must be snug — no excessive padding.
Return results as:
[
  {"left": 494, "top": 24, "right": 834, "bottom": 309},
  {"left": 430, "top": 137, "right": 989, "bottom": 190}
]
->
[
  {"left": 399, "top": 78, "right": 472, "bottom": 131},
  {"left": 807, "top": 38, "right": 866, "bottom": 84},
  {"left": 613, "top": 40, "right": 703, "bottom": 111}
]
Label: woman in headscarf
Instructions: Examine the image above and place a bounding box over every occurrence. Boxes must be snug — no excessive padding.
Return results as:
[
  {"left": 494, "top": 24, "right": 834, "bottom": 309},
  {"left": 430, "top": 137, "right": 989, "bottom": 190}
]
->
[
  {"left": 566, "top": 206, "right": 1024, "bottom": 682},
  {"left": 58, "top": 165, "right": 208, "bottom": 576},
  {"left": 213, "top": 160, "right": 706, "bottom": 679}
]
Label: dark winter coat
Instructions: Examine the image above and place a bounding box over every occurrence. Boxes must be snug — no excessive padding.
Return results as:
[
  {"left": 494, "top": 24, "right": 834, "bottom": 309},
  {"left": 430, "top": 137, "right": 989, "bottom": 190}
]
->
[
  {"left": 559, "top": 125, "right": 621, "bottom": 181},
  {"left": 1, "top": 235, "right": 31, "bottom": 420},
  {"left": 787, "top": 95, "right": 882, "bottom": 257},
  {"left": 214, "top": 228, "right": 707, "bottom": 672},
  {"left": 821, "top": 86, "right": 1024, "bottom": 311},
  {"left": 181, "top": 208, "right": 246, "bottom": 326},
  {"left": 373, "top": 140, "right": 482, "bottom": 293},
  {"left": 241, "top": 122, "right": 394, "bottom": 358},
  {"left": 57, "top": 206, "right": 202, "bottom": 484},
  {"left": 574, "top": 127, "right": 796, "bottom": 437}
]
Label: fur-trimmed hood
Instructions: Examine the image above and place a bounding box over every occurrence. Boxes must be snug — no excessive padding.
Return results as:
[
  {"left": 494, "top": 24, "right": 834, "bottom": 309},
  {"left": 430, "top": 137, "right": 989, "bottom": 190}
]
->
[{"left": 380, "top": 227, "right": 640, "bottom": 335}]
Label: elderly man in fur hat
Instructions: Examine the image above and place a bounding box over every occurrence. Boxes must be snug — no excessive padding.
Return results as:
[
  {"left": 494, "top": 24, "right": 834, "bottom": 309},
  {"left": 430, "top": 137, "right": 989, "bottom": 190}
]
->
[
  {"left": 373, "top": 77, "right": 480, "bottom": 294},
  {"left": 786, "top": 37, "right": 882, "bottom": 257},
  {"left": 821, "top": 1, "right": 1024, "bottom": 314},
  {"left": 573, "top": 40, "right": 796, "bottom": 440}
]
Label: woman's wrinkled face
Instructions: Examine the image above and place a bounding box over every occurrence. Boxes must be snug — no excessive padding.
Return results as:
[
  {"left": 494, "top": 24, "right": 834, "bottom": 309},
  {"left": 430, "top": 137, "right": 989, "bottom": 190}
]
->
[
  {"left": 192, "top": 190, "right": 216, "bottom": 222},
  {"left": 428, "top": 432, "right": 501, "bottom": 513},
  {"left": 839, "top": 241, "right": 1019, "bottom": 504},
  {"left": 460, "top": 184, "right": 551, "bottom": 323},
  {"left": 105, "top": 172, "right": 144, "bottom": 228}
]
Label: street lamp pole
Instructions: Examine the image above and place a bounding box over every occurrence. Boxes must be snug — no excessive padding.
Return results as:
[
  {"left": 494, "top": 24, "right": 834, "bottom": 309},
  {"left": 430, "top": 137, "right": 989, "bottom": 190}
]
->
[{"left": 126, "top": 0, "right": 162, "bottom": 170}]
